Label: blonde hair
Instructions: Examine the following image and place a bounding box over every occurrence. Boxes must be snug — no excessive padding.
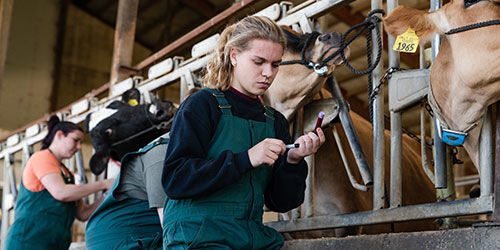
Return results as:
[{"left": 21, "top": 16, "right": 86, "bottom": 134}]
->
[{"left": 202, "top": 16, "right": 286, "bottom": 90}]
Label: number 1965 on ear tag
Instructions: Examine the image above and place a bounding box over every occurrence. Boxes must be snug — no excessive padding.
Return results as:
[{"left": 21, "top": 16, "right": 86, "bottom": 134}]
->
[{"left": 393, "top": 27, "right": 419, "bottom": 53}]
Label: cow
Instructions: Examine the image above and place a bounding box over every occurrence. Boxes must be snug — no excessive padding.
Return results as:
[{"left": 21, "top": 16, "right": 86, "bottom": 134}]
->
[
  {"left": 261, "top": 28, "right": 437, "bottom": 237},
  {"left": 384, "top": 0, "right": 500, "bottom": 170},
  {"left": 85, "top": 88, "right": 177, "bottom": 175}
]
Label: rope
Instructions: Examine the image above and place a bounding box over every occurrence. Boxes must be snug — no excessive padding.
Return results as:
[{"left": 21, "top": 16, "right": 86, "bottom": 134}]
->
[
  {"left": 445, "top": 19, "right": 500, "bottom": 35},
  {"left": 327, "top": 9, "right": 385, "bottom": 75},
  {"left": 280, "top": 9, "right": 385, "bottom": 77}
]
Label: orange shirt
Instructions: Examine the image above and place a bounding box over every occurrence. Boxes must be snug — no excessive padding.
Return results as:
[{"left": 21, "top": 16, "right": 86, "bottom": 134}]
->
[{"left": 23, "top": 150, "right": 68, "bottom": 192}]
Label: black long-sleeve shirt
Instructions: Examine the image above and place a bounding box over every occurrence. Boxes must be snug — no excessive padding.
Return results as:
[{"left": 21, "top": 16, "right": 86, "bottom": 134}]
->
[{"left": 162, "top": 88, "right": 308, "bottom": 212}]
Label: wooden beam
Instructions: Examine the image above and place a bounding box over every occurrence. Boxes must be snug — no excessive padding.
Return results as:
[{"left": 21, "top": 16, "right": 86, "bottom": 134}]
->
[
  {"left": 0, "top": 0, "right": 13, "bottom": 92},
  {"left": 110, "top": 0, "right": 139, "bottom": 90},
  {"left": 134, "top": 0, "right": 261, "bottom": 71}
]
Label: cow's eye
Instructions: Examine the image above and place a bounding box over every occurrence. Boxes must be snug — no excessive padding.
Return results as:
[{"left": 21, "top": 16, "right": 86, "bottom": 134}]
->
[
  {"left": 105, "top": 128, "right": 113, "bottom": 136},
  {"left": 464, "top": 0, "right": 481, "bottom": 8}
]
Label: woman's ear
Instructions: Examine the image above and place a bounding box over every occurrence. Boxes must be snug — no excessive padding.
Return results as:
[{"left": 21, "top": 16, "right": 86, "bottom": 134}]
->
[
  {"left": 54, "top": 130, "right": 64, "bottom": 140},
  {"left": 230, "top": 47, "right": 238, "bottom": 65}
]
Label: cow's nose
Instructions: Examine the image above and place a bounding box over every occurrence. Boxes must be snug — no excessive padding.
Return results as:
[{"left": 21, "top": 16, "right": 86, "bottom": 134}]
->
[
  {"left": 318, "top": 32, "right": 342, "bottom": 43},
  {"left": 318, "top": 32, "right": 332, "bottom": 42}
]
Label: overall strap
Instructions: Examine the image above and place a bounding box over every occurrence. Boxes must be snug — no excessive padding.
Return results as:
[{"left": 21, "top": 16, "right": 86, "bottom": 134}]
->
[
  {"left": 261, "top": 102, "right": 275, "bottom": 125},
  {"left": 204, "top": 88, "right": 232, "bottom": 115}
]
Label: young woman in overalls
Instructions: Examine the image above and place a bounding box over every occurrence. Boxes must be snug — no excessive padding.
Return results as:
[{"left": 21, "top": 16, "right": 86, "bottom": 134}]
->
[
  {"left": 5, "top": 115, "right": 114, "bottom": 250},
  {"left": 161, "top": 16, "right": 326, "bottom": 249}
]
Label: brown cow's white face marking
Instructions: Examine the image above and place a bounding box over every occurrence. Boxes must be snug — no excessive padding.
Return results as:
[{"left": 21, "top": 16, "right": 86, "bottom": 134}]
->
[{"left": 384, "top": 1, "right": 500, "bottom": 167}]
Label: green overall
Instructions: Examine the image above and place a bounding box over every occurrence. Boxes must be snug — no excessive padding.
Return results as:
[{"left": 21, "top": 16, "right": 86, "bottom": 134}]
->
[
  {"left": 5, "top": 165, "right": 76, "bottom": 250},
  {"left": 85, "top": 138, "right": 168, "bottom": 250},
  {"left": 162, "top": 89, "right": 284, "bottom": 249}
]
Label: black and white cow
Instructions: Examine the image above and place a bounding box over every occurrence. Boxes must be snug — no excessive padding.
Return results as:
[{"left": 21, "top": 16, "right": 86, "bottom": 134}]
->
[{"left": 85, "top": 89, "right": 177, "bottom": 175}]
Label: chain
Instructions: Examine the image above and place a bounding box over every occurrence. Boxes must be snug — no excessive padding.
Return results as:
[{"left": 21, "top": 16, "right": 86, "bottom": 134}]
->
[
  {"left": 425, "top": 102, "right": 434, "bottom": 117},
  {"left": 383, "top": 114, "right": 433, "bottom": 151}
]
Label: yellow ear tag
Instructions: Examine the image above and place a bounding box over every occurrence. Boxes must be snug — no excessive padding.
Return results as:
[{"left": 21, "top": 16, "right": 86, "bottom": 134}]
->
[
  {"left": 393, "top": 28, "right": 419, "bottom": 53},
  {"left": 128, "top": 99, "right": 139, "bottom": 106}
]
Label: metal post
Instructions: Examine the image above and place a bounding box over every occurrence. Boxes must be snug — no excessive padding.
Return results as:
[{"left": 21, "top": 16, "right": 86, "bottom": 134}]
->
[
  {"left": 430, "top": 0, "right": 447, "bottom": 189},
  {"left": 387, "top": 0, "right": 402, "bottom": 208},
  {"left": 1, "top": 153, "right": 13, "bottom": 248},
  {"left": 479, "top": 107, "right": 494, "bottom": 197},
  {"left": 371, "top": 0, "right": 385, "bottom": 210},
  {"left": 493, "top": 102, "right": 500, "bottom": 221},
  {"left": 434, "top": 118, "right": 447, "bottom": 188},
  {"left": 292, "top": 109, "right": 305, "bottom": 219},
  {"left": 75, "top": 150, "right": 89, "bottom": 204},
  {"left": 109, "top": 0, "right": 139, "bottom": 91}
]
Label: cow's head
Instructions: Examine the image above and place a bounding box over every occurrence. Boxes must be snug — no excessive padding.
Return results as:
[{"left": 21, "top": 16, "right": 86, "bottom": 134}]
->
[
  {"left": 86, "top": 89, "right": 177, "bottom": 175},
  {"left": 384, "top": 1, "right": 500, "bottom": 167},
  {"left": 263, "top": 28, "right": 350, "bottom": 120}
]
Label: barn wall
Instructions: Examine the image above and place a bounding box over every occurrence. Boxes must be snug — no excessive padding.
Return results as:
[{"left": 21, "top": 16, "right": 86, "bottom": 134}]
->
[
  {"left": 0, "top": 0, "right": 151, "bottom": 132},
  {"left": 54, "top": 3, "right": 151, "bottom": 110},
  {"left": 0, "top": 0, "right": 60, "bottom": 130}
]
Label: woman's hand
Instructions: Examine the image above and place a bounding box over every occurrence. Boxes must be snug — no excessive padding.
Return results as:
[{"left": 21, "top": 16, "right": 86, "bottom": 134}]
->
[
  {"left": 101, "top": 178, "right": 115, "bottom": 191},
  {"left": 287, "top": 128, "right": 326, "bottom": 164},
  {"left": 248, "top": 138, "right": 286, "bottom": 167}
]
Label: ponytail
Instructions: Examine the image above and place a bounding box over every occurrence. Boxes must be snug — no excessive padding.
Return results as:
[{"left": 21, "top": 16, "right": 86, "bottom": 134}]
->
[{"left": 41, "top": 115, "right": 83, "bottom": 149}]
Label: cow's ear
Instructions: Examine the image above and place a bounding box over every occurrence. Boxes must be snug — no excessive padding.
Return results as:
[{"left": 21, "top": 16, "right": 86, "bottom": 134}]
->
[
  {"left": 90, "top": 150, "right": 110, "bottom": 175},
  {"left": 122, "top": 88, "right": 141, "bottom": 106},
  {"left": 106, "top": 100, "right": 126, "bottom": 110},
  {"left": 84, "top": 113, "right": 91, "bottom": 133},
  {"left": 384, "top": 6, "right": 438, "bottom": 40}
]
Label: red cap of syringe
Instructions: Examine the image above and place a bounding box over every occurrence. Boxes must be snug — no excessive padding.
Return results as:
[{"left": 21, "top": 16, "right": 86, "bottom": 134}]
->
[{"left": 314, "top": 112, "right": 325, "bottom": 132}]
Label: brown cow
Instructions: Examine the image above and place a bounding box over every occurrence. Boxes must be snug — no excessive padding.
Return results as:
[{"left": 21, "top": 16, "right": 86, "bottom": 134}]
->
[
  {"left": 262, "top": 28, "right": 437, "bottom": 237},
  {"left": 384, "top": 0, "right": 500, "bottom": 169}
]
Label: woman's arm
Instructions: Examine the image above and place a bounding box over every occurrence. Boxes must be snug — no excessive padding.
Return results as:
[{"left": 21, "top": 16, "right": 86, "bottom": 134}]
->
[
  {"left": 264, "top": 112, "right": 325, "bottom": 212},
  {"left": 75, "top": 196, "right": 105, "bottom": 221},
  {"left": 162, "top": 91, "right": 253, "bottom": 199},
  {"left": 40, "top": 173, "right": 115, "bottom": 202}
]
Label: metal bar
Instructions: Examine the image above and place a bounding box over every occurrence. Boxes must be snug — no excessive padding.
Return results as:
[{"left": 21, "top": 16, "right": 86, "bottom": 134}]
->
[
  {"left": 110, "top": 0, "right": 139, "bottom": 89},
  {"left": 434, "top": 118, "right": 447, "bottom": 188},
  {"left": 390, "top": 112, "right": 402, "bottom": 207},
  {"left": 277, "top": 0, "right": 353, "bottom": 26},
  {"left": 371, "top": 0, "right": 385, "bottom": 210},
  {"left": 493, "top": 102, "right": 500, "bottom": 221},
  {"left": 480, "top": 107, "right": 494, "bottom": 197},
  {"left": 332, "top": 126, "right": 369, "bottom": 191},
  {"left": 328, "top": 76, "right": 373, "bottom": 187},
  {"left": 1, "top": 153, "right": 12, "bottom": 247},
  {"left": 387, "top": 0, "right": 402, "bottom": 208},
  {"left": 267, "top": 196, "right": 493, "bottom": 233},
  {"left": 420, "top": 105, "right": 435, "bottom": 183},
  {"left": 291, "top": 109, "right": 304, "bottom": 219}
]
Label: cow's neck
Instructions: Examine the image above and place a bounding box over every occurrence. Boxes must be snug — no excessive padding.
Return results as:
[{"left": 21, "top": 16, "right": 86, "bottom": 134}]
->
[{"left": 431, "top": 37, "right": 497, "bottom": 168}]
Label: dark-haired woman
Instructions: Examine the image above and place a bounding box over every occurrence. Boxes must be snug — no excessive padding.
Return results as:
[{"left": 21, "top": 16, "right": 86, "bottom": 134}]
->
[{"left": 5, "top": 115, "right": 114, "bottom": 250}]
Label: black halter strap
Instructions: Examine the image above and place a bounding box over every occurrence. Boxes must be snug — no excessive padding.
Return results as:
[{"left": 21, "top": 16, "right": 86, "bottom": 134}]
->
[
  {"left": 445, "top": 19, "right": 500, "bottom": 35},
  {"left": 280, "top": 9, "right": 385, "bottom": 76}
]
